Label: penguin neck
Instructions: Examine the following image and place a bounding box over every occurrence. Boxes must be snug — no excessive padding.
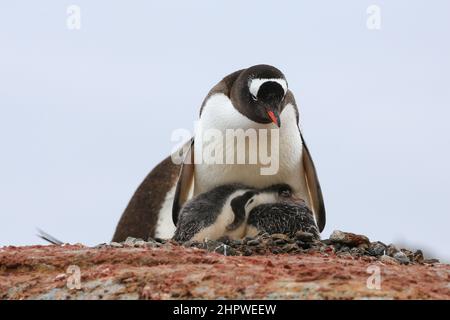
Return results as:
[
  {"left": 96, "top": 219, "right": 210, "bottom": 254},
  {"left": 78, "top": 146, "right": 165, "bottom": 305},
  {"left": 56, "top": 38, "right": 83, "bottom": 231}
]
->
[{"left": 198, "top": 93, "right": 272, "bottom": 131}]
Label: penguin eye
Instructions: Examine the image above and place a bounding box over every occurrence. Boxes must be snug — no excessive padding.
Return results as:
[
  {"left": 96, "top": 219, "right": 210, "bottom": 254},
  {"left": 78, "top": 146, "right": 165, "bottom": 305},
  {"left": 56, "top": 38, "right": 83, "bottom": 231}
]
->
[{"left": 251, "top": 94, "right": 258, "bottom": 101}]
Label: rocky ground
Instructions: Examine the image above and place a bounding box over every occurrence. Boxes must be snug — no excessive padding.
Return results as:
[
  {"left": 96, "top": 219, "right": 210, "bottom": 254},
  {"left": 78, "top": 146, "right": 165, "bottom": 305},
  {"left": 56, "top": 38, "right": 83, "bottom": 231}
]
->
[{"left": 1, "top": 230, "right": 449, "bottom": 300}]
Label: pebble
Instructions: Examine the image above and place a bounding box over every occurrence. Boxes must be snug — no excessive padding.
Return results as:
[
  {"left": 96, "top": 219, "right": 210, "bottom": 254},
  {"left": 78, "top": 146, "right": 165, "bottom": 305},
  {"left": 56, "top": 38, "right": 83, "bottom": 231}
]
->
[
  {"left": 338, "top": 246, "right": 350, "bottom": 253},
  {"left": 413, "top": 250, "right": 424, "bottom": 263},
  {"left": 423, "top": 258, "right": 440, "bottom": 264},
  {"left": 282, "top": 243, "right": 299, "bottom": 253},
  {"left": 243, "top": 236, "right": 256, "bottom": 244},
  {"left": 368, "top": 242, "right": 387, "bottom": 257},
  {"left": 133, "top": 240, "right": 147, "bottom": 247},
  {"left": 231, "top": 239, "right": 243, "bottom": 246},
  {"left": 274, "top": 239, "right": 287, "bottom": 245},
  {"left": 54, "top": 273, "right": 67, "bottom": 281},
  {"left": 296, "top": 241, "right": 310, "bottom": 250},
  {"left": 271, "top": 233, "right": 290, "bottom": 241},
  {"left": 213, "top": 244, "right": 237, "bottom": 256},
  {"left": 380, "top": 254, "right": 399, "bottom": 265},
  {"left": 393, "top": 251, "right": 410, "bottom": 264},
  {"left": 386, "top": 244, "right": 399, "bottom": 257},
  {"left": 247, "top": 239, "right": 260, "bottom": 246},
  {"left": 124, "top": 237, "right": 138, "bottom": 247},
  {"left": 97, "top": 230, "right": 439, "bottom": 265},
  {"left": 349, "top": 247, "right": 365, "bottom": 256},
  {"left": 94, "top": 243, "right": 108, "bottom": 249},
  {"left": 329, "top": 230, "right": 370, "bottom": 248},
  {"left": 294, "top": 231, "right": 316, "bottom": 242},
  {"left": 109, "top": 242, "right": 123, "bottom": 248}
]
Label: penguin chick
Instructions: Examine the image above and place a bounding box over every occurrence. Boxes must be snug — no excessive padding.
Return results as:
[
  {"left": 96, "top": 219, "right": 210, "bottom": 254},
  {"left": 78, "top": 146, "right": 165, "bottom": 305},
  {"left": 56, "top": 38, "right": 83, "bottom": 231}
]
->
[
  {"left": 245, "top": 186, "right": 320, "bottom": 240},
  {"left": 173, "top": 183, "right": 285, "bottom": 242}
]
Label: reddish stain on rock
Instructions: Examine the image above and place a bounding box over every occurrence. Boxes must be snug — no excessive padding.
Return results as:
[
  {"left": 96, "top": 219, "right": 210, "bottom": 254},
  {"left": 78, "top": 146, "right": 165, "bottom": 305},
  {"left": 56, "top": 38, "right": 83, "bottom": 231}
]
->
[{"left": 0, "top": 244, "right": 449, "bottom": 300}]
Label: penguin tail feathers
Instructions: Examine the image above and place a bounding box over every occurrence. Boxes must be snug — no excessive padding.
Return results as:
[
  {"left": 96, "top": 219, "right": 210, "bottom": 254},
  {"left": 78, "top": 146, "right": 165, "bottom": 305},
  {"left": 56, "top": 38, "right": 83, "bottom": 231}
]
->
[{"left": 36, "top": 228, "right": 64, "bottom": 246}]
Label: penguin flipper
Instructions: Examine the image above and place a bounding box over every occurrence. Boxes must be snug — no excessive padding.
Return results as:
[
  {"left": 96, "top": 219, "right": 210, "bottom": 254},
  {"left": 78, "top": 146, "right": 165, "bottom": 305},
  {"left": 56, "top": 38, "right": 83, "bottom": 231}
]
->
[
  {"left": 172, "top": 138, "right": 195, "bottom": 226},
  {"left": 300, "top": 133, "right": 326, "bottom": 232}
]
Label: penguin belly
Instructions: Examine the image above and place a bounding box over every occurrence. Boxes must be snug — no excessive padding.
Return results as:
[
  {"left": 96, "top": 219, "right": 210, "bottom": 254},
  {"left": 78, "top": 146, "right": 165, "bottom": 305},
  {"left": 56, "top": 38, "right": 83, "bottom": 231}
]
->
[{"left": 194, "top": 94, "right": 309, "bottom": 207}]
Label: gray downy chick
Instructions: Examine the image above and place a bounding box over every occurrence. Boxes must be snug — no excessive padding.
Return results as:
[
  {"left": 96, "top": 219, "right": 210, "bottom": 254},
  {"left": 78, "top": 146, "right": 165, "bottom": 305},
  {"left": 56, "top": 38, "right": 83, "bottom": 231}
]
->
[{"left": 245, "top": 184, "right": 320, "bottom": 240}]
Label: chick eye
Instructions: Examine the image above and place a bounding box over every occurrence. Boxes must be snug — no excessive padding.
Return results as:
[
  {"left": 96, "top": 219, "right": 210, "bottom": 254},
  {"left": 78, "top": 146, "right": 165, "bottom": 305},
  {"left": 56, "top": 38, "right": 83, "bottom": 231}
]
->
[
  {"left": 279, "top": 188, "right": 291, "bottom": 198},
  {"left": 251, "top": 94, "right": 257, "bottom": 101}
]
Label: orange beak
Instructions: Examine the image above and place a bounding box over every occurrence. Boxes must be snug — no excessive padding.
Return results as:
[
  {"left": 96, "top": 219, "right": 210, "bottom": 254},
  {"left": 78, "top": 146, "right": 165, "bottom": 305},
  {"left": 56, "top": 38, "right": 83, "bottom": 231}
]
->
[{"left": 267, "top": 110, "right": 280, "bottom": 127}]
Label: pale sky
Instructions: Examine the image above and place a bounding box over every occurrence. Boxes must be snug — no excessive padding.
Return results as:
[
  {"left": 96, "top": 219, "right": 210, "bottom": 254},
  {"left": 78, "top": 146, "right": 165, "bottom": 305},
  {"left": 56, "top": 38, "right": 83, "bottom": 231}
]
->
[{"left": 0, "top": 1, "right": 449, "bottom": 261}]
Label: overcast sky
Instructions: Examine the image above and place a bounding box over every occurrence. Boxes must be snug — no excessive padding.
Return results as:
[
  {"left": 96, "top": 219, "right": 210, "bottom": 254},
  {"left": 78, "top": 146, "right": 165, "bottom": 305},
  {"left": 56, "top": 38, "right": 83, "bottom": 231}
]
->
[{"left": 0, "top": 1, "right": 449, "bottom": 261}]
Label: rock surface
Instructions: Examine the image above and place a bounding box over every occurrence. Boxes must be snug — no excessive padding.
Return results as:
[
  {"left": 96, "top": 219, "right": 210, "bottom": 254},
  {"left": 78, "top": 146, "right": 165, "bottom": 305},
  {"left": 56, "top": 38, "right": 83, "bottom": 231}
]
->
[{"left": 0, "top": 231, "right": 449, "bottom": 300}]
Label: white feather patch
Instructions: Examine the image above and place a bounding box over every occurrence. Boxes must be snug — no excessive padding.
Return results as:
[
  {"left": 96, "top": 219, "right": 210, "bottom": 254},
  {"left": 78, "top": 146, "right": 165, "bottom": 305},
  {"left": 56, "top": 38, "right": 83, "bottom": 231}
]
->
[
  {"left": 154, "top": 185, "right": 177, "bottom": 239},
  {"left": 248, "top": 78, "right": 287, "bottom": 97}
]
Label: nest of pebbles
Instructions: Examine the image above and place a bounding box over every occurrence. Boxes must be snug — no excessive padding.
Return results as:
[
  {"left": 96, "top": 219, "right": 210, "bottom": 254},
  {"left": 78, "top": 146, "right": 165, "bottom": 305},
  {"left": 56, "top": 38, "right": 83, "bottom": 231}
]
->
[{"left": 107, "top": 230, "right": 440, "bottom": 266}]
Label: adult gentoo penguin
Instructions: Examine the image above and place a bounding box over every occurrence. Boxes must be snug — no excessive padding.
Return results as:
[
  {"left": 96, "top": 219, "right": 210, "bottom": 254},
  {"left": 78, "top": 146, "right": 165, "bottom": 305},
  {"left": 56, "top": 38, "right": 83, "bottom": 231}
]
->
[{"left": 112, "top": 64, "right": 325, "bottom": 242}]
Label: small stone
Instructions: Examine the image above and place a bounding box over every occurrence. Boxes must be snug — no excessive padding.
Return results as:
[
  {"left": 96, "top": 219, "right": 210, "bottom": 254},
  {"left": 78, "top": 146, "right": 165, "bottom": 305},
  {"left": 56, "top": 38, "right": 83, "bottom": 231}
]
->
[
  {"left": 270, "top": 247, "right": 282, "bottom": 254},
  {"left": 296, "top": 240, "right": 310, "bottom": 249},
  {"left": 133, "top": 240, "right": 146, "bottom": 247},
  {"left": 271, "top": 233, "right": 290, "bottom": 241},
  {"left": 205, "top": 240, "right": 224, "bottom": 252},
  {"left": 349, "top": 247, "right": 364, "bottom": 256},
  {"left": 124, "top": 237, "right": 138, "bottom": 246},
  {"left": 413, "top": 250, "right": 424, "bottom": 263},
  {"left": 187, "top": 241, "right": 206, "bottom": 249},
  {"left": 337, "top": 252, "right": 353, "bottom": 259},
  {"left": 182, "top": 240, "right": 193, "bottom": 248},
  {"left": 213, "top": 244, "right": 236, "bottom": 256},
  {"left": 109, "top": 242, "right": 123, "bottom": 248},
  {"left": 230, "top": 239, "right": 243, "bottom": 246},
  {"left": 294, "top": 231, "right": 316, "bottom": 242},
  {"left": 243, "top": 236, "right": 256, "bottom": 243},
  {"left": 386, "top": 244, "right": 399, "bottom": 257},
  {"left": 145, "top": 241, "right": 161, "bottom": 248},
  {"left": 423, "top": 258, "right": 440, "bottom": 264},
  {"left": 380, "top": 254, "right": 399, "bottom": 265},
  {"left": 274, "top": 239, "right": 287, "bottom": 245},
  {"left": 329, "top": 230, "right": 370, "bottom": 248},
  {"left": 54, "top": 273, "right": 66, "bottom": 281},
  {"left": 282, "top": 243, "right": 299, "bottom": 253},
  {"left": 368, "top": 242, "right": 387, "bottom": 257},
  {"left": 393, "top": 251, "right": 410, "bottom": 264},
  {"left": 247, "top": 239, "right": 260, "bottom": 246}
]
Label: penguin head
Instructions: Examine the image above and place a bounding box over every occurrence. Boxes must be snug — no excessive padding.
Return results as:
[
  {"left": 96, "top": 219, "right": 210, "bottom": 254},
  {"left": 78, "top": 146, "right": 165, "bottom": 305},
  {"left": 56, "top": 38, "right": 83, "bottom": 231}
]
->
[
  {"left": 230, "top": 190, "right": 259, "bottom": 216},
  {"left": 231, "top": 64, "right": 288, "bottom": 127}
]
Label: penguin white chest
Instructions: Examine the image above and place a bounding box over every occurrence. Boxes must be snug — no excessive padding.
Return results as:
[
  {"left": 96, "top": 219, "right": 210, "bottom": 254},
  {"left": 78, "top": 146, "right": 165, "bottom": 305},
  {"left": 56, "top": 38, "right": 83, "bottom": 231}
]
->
[{"left": 194, "top": 94, "right": 308, "bottom": 203}]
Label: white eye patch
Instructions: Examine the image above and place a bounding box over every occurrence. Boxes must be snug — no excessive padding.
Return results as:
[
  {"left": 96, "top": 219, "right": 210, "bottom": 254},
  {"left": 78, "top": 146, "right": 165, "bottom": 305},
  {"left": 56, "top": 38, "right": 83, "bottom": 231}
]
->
[{"left": 248, "top": 78, "right": 288, "bottom": 98}]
